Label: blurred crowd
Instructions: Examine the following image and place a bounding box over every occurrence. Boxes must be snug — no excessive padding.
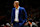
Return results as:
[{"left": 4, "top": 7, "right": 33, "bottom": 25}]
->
[
  {"left": 1, "top": 23, "right": 10, "bottom": 27},
  {"left": 1, "top": 19, "right": 32, "bottom": 27}
]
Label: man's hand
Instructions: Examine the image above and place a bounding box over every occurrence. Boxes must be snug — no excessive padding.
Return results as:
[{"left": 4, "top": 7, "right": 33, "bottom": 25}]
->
[
  {"left": 11, "top": 24, "right": 13, "bottom": 26},
  {"left": 11, "top": 24, "right": 13, "bottom": 27}
]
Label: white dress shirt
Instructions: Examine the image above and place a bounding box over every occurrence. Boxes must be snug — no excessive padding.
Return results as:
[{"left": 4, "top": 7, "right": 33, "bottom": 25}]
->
[{"left": 14, "top": 6, "right": 19, "bottom": 22}]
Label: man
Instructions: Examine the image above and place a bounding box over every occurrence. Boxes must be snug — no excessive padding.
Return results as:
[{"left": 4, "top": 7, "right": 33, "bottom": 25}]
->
[{"left": 11, "top": 1, "right": 27, "bottom": 27}]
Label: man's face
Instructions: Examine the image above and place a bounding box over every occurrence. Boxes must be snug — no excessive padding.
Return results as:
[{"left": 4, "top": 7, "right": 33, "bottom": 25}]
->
[{"left": 14, "top": 2, "right": 16, "bottom": 7}]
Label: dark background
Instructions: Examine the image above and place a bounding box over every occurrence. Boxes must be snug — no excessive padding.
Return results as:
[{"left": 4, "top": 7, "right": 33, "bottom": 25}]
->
[{"left": 0, "top": 0, "right": 40, "bottom": 26}]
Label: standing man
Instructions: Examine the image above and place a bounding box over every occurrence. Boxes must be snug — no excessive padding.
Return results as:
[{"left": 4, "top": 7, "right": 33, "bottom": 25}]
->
[{"left": 11, "top": 1, "right": 27, "bottom": 27}]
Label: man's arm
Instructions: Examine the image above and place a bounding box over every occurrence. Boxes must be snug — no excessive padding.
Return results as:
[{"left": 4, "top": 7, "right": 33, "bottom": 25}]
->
[
  {"left": 11, "top": 8, "right": 14, "bottom": 24},
  {"left": 22, "top": 8, "right": 27, "bottom": 24},
  {"left": 11, "top": 8, "right": 14, "bottom": 26},
  {"left": 19, "top": 8, "right": 27, "bottom": 26}
]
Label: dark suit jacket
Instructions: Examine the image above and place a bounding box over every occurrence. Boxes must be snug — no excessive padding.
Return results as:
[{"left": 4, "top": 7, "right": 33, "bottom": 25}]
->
[{"left": 11, "top": 7, "right": 27, "bottom": 26}]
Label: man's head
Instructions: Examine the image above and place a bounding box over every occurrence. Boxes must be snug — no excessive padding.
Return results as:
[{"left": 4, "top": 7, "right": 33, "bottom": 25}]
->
[{"left": 13, "top": 1, "right": 19, "bottom": 8}]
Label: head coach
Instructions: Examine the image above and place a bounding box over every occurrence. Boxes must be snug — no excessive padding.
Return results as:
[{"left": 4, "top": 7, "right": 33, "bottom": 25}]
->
[{"left": 11, "top": 1, "right": 27, "bottom": 27}]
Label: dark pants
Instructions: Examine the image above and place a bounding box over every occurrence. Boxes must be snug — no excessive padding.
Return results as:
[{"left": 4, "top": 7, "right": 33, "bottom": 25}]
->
[{"left": 13, "top": 21, "right": 24, "bottom": 27}]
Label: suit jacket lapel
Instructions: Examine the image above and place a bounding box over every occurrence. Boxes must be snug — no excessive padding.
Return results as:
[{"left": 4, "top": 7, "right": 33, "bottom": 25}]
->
[
  {"left": 19, "top": 7, "right": 20, "bottom": 18},
  {"left": 19, "top": 7, "right": 21, "bottom": 21}
]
